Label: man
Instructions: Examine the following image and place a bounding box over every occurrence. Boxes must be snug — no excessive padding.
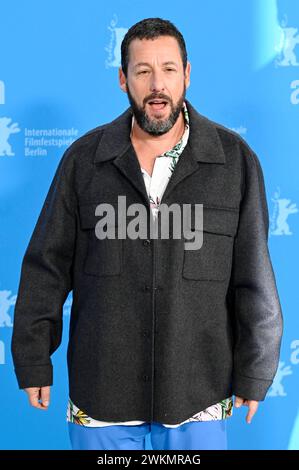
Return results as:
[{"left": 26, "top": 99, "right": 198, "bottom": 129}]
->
[{"left": 11, "top": 18, "right": 283, "bottom": 450}]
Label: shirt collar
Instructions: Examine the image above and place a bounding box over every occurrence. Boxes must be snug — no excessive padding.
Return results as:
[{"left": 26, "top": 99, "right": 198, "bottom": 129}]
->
[{"left": 94, "top": 98, "right": 226, "bottom": 165}]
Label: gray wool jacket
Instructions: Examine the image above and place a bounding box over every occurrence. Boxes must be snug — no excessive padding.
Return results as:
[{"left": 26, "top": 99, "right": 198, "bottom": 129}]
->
[{"left": 11, "top": 98, "right": 283, "bottom": 424}]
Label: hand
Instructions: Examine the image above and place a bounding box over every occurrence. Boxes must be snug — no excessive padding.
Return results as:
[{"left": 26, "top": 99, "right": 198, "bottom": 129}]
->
[
  {"left": 23, "top": 386, "right": 51, "bottom": 410},
  {"left": 234, "top": 395, "right": 259, "bottom": 424}
]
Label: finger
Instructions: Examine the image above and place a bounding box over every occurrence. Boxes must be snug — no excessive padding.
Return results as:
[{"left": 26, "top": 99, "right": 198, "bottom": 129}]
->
[
  {"left": 27, "top": 388, "right": 45, "bottom": 410},
  {"left": 234, "top": 396, "right": 244, "bottom": 408},
  {"left": 40, "top": 386, "right": 51, "bottom": 408},
  {"left": 246, "top": 402, "right": 259, "bottom": 424}
]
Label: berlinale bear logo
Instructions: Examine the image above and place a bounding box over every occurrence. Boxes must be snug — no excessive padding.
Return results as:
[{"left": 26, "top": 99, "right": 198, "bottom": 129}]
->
[{"left": 0, "top": 117, "right": 20, "bottom": 157}]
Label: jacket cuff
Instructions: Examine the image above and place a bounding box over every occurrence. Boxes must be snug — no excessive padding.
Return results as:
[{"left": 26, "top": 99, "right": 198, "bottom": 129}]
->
[
  {"left": 14, "top": 364, "right": 53, "bottom": 389},
  {"left": 232, "top": 373, "right": 273, "bottom": 401}
]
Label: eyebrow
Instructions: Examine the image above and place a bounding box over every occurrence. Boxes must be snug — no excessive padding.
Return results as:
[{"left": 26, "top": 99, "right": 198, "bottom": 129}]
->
[{"left": 134, "top": 61, "right": 178, "bottom": 70}]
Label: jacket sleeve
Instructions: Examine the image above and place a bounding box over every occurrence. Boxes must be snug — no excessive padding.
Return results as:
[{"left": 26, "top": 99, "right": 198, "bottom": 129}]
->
[
  {"left": 11, "top": 146, "right": 77, "bottom": 389},
  {"left": 229, "top": 141, "right": 284, "bottom": 401}
]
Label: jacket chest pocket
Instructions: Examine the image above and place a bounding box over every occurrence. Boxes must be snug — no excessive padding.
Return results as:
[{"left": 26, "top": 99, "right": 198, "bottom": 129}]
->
[
  {"left": 182, "top": 206, "right": 239, "bottom": 282},
  {"left": 79, "top": 203, "right": 122, "bottom": 277}
]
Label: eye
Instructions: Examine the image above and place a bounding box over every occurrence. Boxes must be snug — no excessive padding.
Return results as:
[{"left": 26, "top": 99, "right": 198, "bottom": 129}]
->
[
  {"left": 165, "top": 68, "right": 176, "bottom": 72},
  {"left": 138, "top": 71, "right": 149, "bottom": 75}
]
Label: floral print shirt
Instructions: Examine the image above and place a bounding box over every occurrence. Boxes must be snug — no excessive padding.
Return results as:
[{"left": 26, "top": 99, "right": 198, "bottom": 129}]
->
[{"left": 67, "top": 100, "right": 233, "bottom": 427}]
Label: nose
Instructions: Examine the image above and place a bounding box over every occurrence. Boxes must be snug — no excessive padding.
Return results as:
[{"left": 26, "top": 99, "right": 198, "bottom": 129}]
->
[{"left": 149, "top": 70, "right": 165, "bottom": 94}]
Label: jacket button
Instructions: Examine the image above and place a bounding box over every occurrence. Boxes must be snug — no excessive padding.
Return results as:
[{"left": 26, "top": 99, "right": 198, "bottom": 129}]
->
[
  {"left": 143, "top": 374, "right": 150, "bottom": 382},
  {"left": 143, "top": 239, "right": 151, "bottom": 246},
  {"left": 143, "top": 285, "right": 150, "bottom": 291},
  {"left": 142, "top": 329, "right": 149, "bottom": 337}
]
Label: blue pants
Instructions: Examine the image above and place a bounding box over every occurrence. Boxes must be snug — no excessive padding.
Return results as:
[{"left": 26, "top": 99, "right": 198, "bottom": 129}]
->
[{"left": 68, "top": 420, "right": 227, "bottom": 450}]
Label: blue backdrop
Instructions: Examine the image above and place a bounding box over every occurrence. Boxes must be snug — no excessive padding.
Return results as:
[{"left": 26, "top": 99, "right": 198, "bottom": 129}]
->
[{"left": 0, "top": 0, "right": 298, "bottom": 450}]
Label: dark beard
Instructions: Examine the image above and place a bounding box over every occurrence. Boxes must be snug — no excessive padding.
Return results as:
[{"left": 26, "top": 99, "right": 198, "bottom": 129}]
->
[{"left": 126, "top": 84, "right": 186, "bottom": 136}]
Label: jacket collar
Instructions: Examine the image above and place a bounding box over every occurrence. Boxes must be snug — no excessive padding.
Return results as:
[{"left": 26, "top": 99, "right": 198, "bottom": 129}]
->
[{"left": 93, "top": 98, "right": 226, "bottom": 165}]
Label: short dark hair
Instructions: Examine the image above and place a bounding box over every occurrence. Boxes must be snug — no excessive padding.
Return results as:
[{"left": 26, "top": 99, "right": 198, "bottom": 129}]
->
[{"left": 121, "top": 17, "right": 188, "bottom": 77}]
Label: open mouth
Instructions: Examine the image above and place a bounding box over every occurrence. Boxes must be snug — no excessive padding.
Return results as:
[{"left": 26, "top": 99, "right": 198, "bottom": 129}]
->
[{"left": 147, "top": 100, "right": 169, "bottom": 111}]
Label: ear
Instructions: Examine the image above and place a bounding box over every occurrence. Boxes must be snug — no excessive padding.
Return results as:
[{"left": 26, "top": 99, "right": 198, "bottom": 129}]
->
[
  {"left": 185, "top": 61, "right": 191, "bottom": 89},
  {"left": 119, "top": 67, "right": 127, "bottom": 93}
]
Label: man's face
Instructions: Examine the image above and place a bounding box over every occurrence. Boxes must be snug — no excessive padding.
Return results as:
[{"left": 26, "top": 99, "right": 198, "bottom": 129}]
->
[{"left": 119, "top": 35, "right": 191, "bottom": 136}]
